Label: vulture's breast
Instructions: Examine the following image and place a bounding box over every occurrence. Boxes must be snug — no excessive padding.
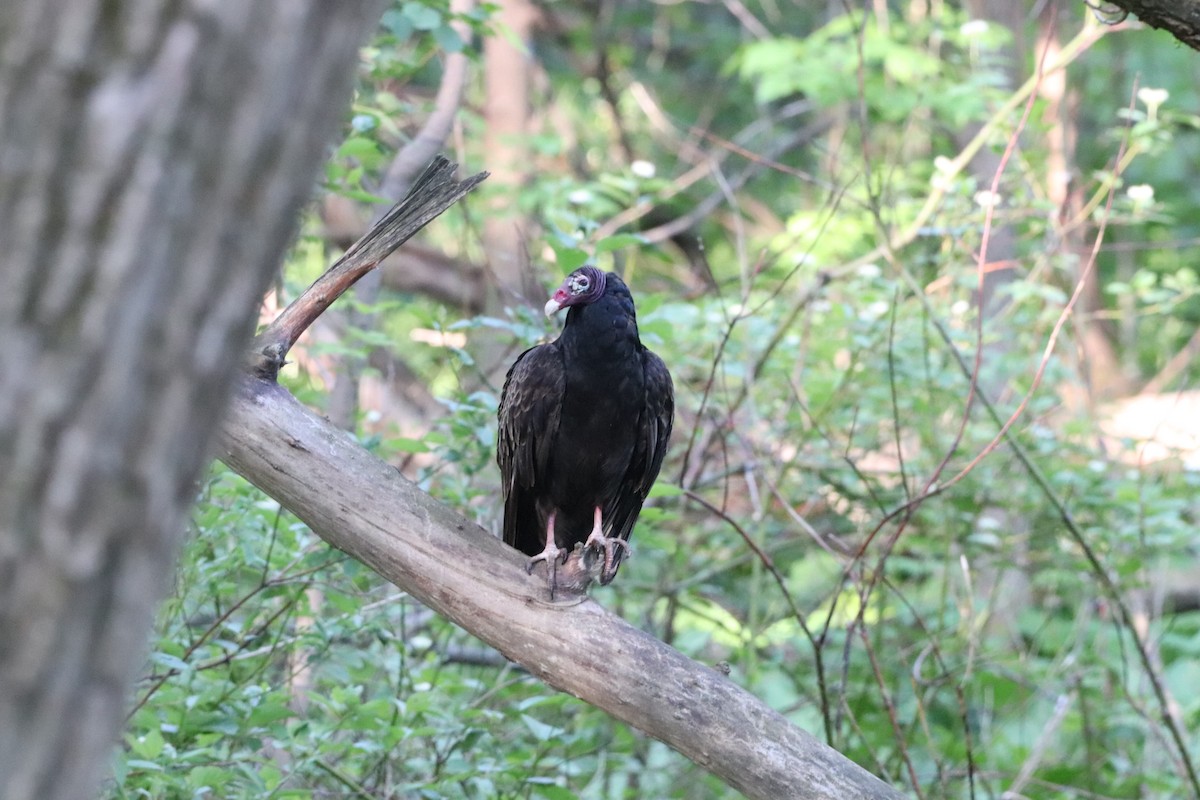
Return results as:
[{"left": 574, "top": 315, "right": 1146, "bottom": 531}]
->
[{"left": 550, "top": 300, "right": 646, "bottom": 508}]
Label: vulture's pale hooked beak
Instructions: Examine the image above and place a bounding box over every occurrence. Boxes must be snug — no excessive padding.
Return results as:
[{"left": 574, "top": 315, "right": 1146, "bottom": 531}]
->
[{"left": 544, "top": 288, "right": 569, "bottom": 317}]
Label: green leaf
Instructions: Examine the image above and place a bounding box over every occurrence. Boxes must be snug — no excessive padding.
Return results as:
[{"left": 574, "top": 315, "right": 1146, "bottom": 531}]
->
[
  {"left": 259, "top": 763, "right": 283, "bottom": 791},
  {"left": 330, "top": 187, "right": 393, "bottom": 205},
  {"left": 549, "top": 241, "right": 589, "bottom": 271},
  {"left": 187, "top": 766, "right": 228, "bottom": 790},
  {"left": 594, "top": 233, "right": 646, "bottom": 254},
  {"left": 149, "top": 651, "right": 190, "bottom": 673},
  {"left": 434, "top": 23, "right": 464, "bottom": 53},
  {"left": 381, "top": 9, "right": 414, "bottom": 39},
  {"left": 247, "top": 700, "right": 294, "bottom": 727},
  {"left": 648, "top": 482, "right": 683, "bottom": 498},
  {"left": 403, "top": 2, "right": 442, "bottom": 31},
  {"left": 389, "top": 437, "right": 431, "bottom": 453},
  {"left": 131, "top": 728, "right": 165, "bottom": 760},
  {"left": 532, "top": 784, "right": 580, "bottom": 800},
  {"left": 336, "top": 136, "right": 382, "bottom": 161},
  {"left": 521, "top": 714, "right": 559, "bottom": 742}
]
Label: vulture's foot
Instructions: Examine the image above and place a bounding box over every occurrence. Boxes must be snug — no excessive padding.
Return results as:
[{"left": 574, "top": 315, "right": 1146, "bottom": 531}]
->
[
  {"left": 585, "top": 507, "right": 630, "bottom": 585},
  {"left": 526, "top": 513, "right": 569, "bottom": 598}
]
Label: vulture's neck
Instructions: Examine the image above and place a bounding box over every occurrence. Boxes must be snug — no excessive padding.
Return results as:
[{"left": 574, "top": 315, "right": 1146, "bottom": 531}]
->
[{"left": 559, "top": 292, "right": 641, "bottom": 368}]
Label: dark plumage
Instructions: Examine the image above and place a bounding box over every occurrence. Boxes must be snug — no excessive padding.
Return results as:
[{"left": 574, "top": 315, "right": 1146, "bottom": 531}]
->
[{"left": 497, "top": 266, "right": 674, "bottom": 594}]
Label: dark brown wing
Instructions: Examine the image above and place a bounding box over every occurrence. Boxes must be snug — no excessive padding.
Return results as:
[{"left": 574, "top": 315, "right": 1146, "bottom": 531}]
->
[
  {"left": 601, "top": 347, "right": 674, "bottom": 581},
  {"left": 497, "top": 343, "right": 565, "bottom": 554}
]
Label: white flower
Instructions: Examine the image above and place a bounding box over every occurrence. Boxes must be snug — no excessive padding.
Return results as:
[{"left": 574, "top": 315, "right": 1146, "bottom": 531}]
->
[
  {"left": 1138, "top": 88, "right": 1168, "bottom": 122},
  {"left": 630, "top": 160, "right": 657, "bottom": 179},
  {"left": 974, "top": 189, "right": 1002, "bottom": 209},
  {"left": 977, "top": 515, "right": 1001, "bottom": 531},
  {"left": 1137, "top": 87, "right": 1169, "bottom": 111},
  {"left": 960, "top": 20, "right": 989, "bottom": 38},
  {"left": 931, "top": 156, "right": 956, "bottom": 190},
  {"left": 951, "top": 300, "right": 970, "bottom": 316},
  {"left": 567, "top": 189, "right": 593, "bottom": 205},
  {"left": 860, "top": 300, "right": 890, "bottom": 321},
  {"left": 1126, "top": 184, "right": 1154, "bottom": 203},
  {"left": 856, "top": 263, "right": 882, "bottom": 280}
]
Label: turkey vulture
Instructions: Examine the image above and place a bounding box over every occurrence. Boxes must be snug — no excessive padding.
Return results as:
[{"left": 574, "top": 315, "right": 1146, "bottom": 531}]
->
[{"left": 497, "top": 266, "right": 674, "bottom": 595}]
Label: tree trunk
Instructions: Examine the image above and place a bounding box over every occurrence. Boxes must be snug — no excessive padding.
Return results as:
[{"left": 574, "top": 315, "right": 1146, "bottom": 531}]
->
[
  {"left": 0, "top": 2, "right": 384, "bottom": 798},
  {"left": 482, "top": 0, "right": 539, "bottom": 306}
]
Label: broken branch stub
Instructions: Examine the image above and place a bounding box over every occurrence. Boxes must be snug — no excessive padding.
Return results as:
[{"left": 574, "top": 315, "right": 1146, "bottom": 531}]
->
[{"left": 251, "top": 155, "right": 488, "bottom": 380}]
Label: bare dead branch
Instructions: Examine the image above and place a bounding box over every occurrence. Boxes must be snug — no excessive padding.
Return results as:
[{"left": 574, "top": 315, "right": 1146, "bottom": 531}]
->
[
  {"left": 251, "top": 156, "right": 488, "bottom": 379},
  {"left": 218, "top": 378, "right": 905, "bottom": 800},
  {"left": 322, "top": 197, "right": 486, "bottom": 309}
]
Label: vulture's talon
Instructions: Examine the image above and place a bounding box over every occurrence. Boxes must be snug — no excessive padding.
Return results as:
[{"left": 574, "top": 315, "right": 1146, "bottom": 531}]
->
[
  {"left": 525, "top": 545, "right": 563, "bottom": 574},
  {"left": 525, "top": 549, "right": 562, "bottom": 598}
]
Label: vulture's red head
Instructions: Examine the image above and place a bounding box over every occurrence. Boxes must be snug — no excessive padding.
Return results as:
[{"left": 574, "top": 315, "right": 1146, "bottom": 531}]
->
[{"left": 544, "top": 266, "right": 607, "bottom": 316}]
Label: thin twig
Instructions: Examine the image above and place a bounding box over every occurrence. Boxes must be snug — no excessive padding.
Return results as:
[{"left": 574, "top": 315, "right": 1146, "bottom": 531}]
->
[
  {"left": 682, "top": 488, "right": 834, "bottom": 744},
  {"left": 857, "top": 621, "right": 926, "bottom": 799}
]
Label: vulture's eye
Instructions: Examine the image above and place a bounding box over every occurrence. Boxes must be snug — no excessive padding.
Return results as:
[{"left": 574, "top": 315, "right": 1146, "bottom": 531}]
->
[{"left": 571, "top": 275, "right": 590, "bottom": 293}]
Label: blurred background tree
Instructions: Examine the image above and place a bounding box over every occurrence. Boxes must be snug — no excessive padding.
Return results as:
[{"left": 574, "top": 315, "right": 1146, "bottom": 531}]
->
[{"left": 115, "top": 1, "right": 1200, "bottom": 797}]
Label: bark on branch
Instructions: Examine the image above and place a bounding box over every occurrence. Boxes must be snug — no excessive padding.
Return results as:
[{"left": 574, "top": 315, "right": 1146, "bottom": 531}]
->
[
  {"left": 1103, "top": 0, "right": 1200, "bottom": 51},
  {"left": 217, "top": 379, "right": 903, "bottom": 800}
]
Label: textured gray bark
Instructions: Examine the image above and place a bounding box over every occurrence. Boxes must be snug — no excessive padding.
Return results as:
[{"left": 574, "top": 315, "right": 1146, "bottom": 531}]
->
[
  {"left": 219, "top": 380, "right": 906, "bottom": 800},
  {"left": 1106, "top": 0, "right": 1200, "bottom": 51},
  {"left": 0, "top": 2, "right": 385, "bottom": 798}
]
